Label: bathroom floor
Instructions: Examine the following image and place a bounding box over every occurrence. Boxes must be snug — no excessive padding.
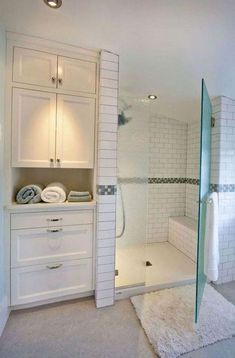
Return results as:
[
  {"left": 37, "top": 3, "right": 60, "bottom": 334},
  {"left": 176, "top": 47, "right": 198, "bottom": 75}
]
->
[
  {"left": 115, "top": 242, "right": 196, "bottom": 288},
  {"left": 0, "top": 282, "right": 235, "bottom": 358}
]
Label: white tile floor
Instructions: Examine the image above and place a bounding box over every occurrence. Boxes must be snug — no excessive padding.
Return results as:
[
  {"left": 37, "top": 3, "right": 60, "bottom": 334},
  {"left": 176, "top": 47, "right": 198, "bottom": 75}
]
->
[{"left": 115, "top": 242, "right": 196, "bottom": 288}]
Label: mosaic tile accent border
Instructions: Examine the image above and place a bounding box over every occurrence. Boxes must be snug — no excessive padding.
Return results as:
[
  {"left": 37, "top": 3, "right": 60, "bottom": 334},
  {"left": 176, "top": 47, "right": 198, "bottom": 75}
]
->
[
  {"left": 148, "top": 178, "right": 200, "bottom": 185},
  {"left": 186, "top": 178, "right": 200, "bottom": 185},
  {"left": 210, "top": 184, "right": 235, "bottom": 192},
  {"left": 97, "top": 185, "right": 117, "bottom": 195}
]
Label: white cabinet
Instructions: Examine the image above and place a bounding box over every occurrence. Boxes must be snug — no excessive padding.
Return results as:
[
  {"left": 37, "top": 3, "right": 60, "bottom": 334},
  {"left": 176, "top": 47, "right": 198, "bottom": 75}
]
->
[
  {"left": 11, "top": 46, "right": 97, "bottom": 169},
  {"left": 12, "top": 88, "right": 96, "bottom": 168},
  {"left": 13, "top": 47, "right": 57, "bottom": 88},
  {"left": 11, "top": 258, "right": 93, "bottom": 305},
  {"left": 57, "top": 56, "right": 97, "bottom": 94},
  {"left": 11, "top": 224, "right": 93, "bottom": 267},
  {"left": 56, "top": 95, "right": 95, "bottom": 168},
  {"left": 10, "top": 209, "right": 94, "bottom": 306},
  {"left": 12, "top": 88, "right": 56, "bottom": 168},
  {"left": 11, "top": 209, "right": 93, "bottom": 229},
  {"left": 13, "top": 47, "right": 97, "bottom": 94}
]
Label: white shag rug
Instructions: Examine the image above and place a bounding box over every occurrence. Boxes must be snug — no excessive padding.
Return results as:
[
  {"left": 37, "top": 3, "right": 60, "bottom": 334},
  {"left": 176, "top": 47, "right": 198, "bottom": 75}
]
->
[{"left": 131, "top": 284, "right": 235, "bottom": 358}]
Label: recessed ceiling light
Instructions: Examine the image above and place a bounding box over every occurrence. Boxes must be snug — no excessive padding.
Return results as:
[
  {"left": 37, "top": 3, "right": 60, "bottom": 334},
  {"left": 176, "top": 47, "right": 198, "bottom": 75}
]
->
[
  {"left": 148, "top": 95, "right": 158, "bottom": 100},
  {"left": 44, "top": 0, "right": 62, "bottom": 8}
]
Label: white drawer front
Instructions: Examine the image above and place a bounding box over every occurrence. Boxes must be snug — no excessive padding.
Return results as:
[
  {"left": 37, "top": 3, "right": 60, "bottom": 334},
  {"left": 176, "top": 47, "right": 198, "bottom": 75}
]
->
[
  {"left": 11, "top": 225, "right": 93, "bottom": 267},
  {"left": 11, "top": 259, "right": 93, "bottom": 305},
  {"left": 11, "top": 210, "right": 93, "bottom": 229}
]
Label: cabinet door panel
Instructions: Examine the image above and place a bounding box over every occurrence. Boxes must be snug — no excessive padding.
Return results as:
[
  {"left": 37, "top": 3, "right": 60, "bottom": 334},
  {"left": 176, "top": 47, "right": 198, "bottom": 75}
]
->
[
  {"left": 58, "top": 56, "right": 97, "bottom": 94},
  {"left": 11, "top": 258, "right": 93, "bottom": 305},
  {"left": 13, "top": 47, "right": 57, "bottom": 88},
  {"left": 12, "top": 88, "right": 56, "bottom": 167},
  {"left": 11, "top": 224, "right": 93, "bottom": 267},
  {"left": 56, "top": 95, "right": 95, "bottom": 168}
]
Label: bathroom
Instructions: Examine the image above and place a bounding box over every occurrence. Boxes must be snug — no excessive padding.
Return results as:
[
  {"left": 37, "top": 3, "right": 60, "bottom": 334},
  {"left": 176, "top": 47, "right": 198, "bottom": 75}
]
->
[{"left": 0, "top": 1, "right": 235, "bottom": 357}]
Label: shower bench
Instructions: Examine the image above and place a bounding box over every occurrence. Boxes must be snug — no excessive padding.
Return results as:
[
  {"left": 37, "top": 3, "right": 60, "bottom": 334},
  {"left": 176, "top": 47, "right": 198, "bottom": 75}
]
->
[{"left": 168, "top": 216, "right": 197, "bottom": 262}]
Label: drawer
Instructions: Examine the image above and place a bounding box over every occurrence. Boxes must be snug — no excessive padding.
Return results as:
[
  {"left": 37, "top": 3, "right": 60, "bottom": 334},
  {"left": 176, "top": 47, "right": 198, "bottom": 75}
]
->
[
  {"left": 11, "top": 224, "right": 93, "bottom": 267},
  {"left": 11, "top": 258, "right": 93, "bottom": 305},
  {"left": 11, "top": 210, "right": 93, "bottom": 230}
]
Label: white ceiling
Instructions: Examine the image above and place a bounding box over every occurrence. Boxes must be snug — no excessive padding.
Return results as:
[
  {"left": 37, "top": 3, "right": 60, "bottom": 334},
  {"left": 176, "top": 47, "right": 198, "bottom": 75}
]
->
[{"left": 0, "top": 0, "right": 235, "bottom": 122}]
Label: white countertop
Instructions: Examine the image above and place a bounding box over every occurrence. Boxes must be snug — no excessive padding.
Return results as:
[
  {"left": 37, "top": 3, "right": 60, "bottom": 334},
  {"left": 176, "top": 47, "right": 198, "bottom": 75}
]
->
[{"left": 6, "top": 200, "right": 96, "bottom": 213}]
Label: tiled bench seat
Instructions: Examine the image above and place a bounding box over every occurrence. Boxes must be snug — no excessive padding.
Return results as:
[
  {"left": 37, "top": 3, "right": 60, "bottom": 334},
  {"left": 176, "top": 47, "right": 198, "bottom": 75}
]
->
[{"left": 169, "top": 216, "right": 197, "bottom": 262}]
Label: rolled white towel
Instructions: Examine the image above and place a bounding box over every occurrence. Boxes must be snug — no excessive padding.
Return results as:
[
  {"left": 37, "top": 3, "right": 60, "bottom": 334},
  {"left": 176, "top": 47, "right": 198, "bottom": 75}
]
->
[{"left": 41, "top": 182, "right": 67, "bottom": 203}]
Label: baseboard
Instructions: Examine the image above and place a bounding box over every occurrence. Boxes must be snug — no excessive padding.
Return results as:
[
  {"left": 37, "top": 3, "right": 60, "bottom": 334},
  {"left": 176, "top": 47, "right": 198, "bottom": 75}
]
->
[
  {"left": 11, "top": 290, "right": 95, "bottom": 310},
  {"left": 0, "top": 296, "right": 10, "bottom": 336}
]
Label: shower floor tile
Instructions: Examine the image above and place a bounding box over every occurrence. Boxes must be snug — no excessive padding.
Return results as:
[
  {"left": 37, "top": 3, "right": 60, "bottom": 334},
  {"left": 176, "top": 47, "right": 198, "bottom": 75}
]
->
[{"left": 115, "top": 242, "right": 196, "bottom": 288}]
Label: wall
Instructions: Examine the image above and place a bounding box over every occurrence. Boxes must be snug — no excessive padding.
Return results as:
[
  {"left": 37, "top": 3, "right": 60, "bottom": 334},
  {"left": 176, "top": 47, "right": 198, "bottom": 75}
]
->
[
  {"left": 185, "top": 120, "right": 200, "bottom": 220},
  {"left": 1, "top": 1, "right": 235, "bottom": 124},
  {"left": 147, "top": 116, "right": 187, "bottom": 243},
  {"left": 211, "top": 96, "right": 235, "bottom": 284},
  {"left": 95, "top": 50, "right": 119, "bottom": 308},
  {"left": 116, "top": 99, "right": 149, "bottom": 249},
  {"left": 0, "top": 25, "right": 8, "bottom": 335}
]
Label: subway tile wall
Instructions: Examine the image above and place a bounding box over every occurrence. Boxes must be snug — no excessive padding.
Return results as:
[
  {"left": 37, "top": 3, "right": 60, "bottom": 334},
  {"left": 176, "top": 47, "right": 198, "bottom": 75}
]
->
[
  {"left": 185, "top": 120, "right": 200, "bottom": 220},
  {"left": 147, "top": 117, "right": 188, "bottom": 243},
  {"left": 212, "top": 96, "right": 235, "bottom": 284},
  {"left": 95, "top": 50, "right": 119, "bottom": 308}
]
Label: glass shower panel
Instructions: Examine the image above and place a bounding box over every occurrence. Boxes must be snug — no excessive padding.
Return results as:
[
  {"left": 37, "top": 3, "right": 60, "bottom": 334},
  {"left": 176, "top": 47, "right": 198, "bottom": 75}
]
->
[
  {"left": 195, "top": 79, "right": 212, "bottom": 322},
  {"left": 115, "top": 98, "right": 149, "bottom": 288}
]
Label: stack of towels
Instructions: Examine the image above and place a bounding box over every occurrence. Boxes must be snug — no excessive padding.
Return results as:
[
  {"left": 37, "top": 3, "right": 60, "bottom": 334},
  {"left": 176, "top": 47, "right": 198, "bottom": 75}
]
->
[
  {"left": 68, "top": 191, "right": 92, "bottom": 202},
  {"left": 16, "top": 182, "right": 92, "bottom": 204}
]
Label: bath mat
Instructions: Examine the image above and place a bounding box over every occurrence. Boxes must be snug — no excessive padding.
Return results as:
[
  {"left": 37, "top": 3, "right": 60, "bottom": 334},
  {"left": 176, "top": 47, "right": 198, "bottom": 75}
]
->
[{"left": 131, "top": 284, "right": 235, "bottom": 358}]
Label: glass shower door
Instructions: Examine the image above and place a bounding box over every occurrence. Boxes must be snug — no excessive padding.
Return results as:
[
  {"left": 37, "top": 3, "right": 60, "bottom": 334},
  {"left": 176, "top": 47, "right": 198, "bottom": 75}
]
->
[{"left": 195, "top": 79, "right": 212, "bottom": 322}]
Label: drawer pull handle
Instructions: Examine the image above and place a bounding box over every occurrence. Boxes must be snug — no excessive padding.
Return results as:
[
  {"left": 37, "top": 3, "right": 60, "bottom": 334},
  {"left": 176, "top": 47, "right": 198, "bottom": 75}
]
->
[
  {"left": 47, "top": 228, "right": 63, "bottom": 233},
  {"left": 47, "top": 218, "right": 63, "bottom": 222},
  {"left": 46, "top": 264, "right": 63, "bottom": 270}
]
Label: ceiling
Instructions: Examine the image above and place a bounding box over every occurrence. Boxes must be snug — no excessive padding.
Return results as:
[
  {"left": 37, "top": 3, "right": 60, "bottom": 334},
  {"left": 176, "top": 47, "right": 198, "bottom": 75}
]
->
[{"left": 0, "top": 0, "right": 235, "bottom": 122}]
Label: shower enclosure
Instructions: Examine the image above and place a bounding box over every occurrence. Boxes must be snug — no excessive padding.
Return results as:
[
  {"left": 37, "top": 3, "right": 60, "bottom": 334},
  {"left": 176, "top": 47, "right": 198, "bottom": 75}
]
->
[
  {"left": 116, "top": 80, "right": 213, "bottom": 323},
  {"left": 115, "top": 96, "right": 198, "bottom": 291}
]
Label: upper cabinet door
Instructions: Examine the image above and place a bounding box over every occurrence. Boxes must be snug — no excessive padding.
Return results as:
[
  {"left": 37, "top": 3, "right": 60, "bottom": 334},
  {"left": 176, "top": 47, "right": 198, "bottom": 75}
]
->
[
  {"left": 12, "top": 88, "right": 56, "bottom": 167},
  {"left": 58, "top": 56, "right": 97, "bottom": 94},
  {"left": 56, "top": 95, "right": 96, "bottom": 168},
  {"left": 13, "top": 47, "right": 57, "bottom": 88}
]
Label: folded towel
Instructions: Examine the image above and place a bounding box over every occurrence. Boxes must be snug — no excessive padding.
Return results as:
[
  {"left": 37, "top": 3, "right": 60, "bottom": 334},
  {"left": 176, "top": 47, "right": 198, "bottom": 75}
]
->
[
  {"left": 204, "top": 192, "right": 219, "bottom": 282},
  {"left": 68, "top": 191, "right": 92, "bottom": 202},
  {"left": 68, "top": 191, "right": 90, "bottom": 197},
  {"left": 41, "top": 182, "right": 67, "bottom": 203},
  {"left": 16, "top": 184, "right": 44, "bottom": 204}
]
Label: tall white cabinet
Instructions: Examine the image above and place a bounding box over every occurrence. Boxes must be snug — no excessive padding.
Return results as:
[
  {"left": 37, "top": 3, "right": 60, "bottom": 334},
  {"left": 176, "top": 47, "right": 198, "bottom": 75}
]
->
[
  {"left": 5, "top": 33, "right": 100, "bottom": 308},
  {"left": 11, "top": 45, "right": 97, "bottom": 169},
  {"left": 12, "top": 89, "right": 96, "bottom": 168}
]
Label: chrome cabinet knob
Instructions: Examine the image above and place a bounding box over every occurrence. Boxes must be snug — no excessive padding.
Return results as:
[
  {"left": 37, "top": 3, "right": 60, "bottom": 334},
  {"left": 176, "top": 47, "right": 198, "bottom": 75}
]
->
[
  {"left": 51, "top": 76, "right": 56, "bottom": 83},
  {"left": 58, "top": 78, "right": 63, "bottom": 85}
]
